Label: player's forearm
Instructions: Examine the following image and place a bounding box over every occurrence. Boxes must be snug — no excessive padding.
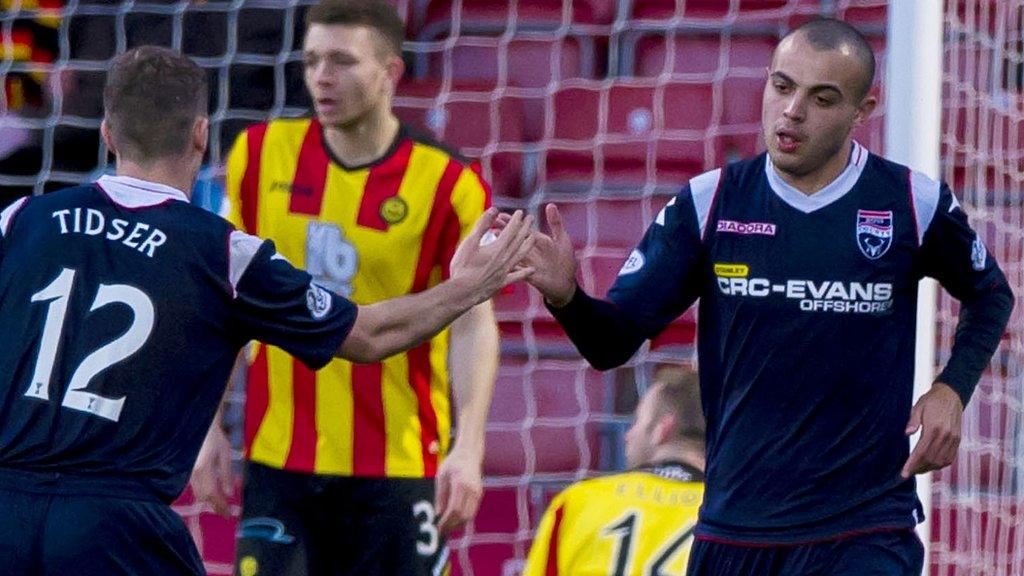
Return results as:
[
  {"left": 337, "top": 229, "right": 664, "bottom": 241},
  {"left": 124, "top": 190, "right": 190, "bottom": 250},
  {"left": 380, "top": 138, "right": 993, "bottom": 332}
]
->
[
  {"left": 212, "top": 348, "right": 246, "bottom": 428},
  {"left": 937, "top": 278, "right": 1015, "bottom": 405},
  {"left": 547, "top": 284, "right": 648, "bottom": 370},
  {"left": 449, "top": 301, "right": 499, "bottom": 453},
  {"left": 337, "top": 277, "right": 486, "bottom": 364}
]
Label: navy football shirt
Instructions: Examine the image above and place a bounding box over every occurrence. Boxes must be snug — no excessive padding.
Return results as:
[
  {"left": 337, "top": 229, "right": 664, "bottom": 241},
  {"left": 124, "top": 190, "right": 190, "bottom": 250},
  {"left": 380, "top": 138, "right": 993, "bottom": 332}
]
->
[
  {"left": 0, "top": 175, "right": 355, "bottom": 502},
  {"left": 609, "top": 142, "right": 1008, "bottom": 543}
]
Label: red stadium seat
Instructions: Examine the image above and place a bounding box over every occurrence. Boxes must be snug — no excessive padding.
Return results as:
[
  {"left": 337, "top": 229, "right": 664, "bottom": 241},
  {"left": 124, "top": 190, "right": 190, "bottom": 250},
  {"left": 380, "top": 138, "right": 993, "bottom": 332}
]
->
[
  {"left": 531, "top": 365, "right": 608, "bottom": 417},
  {"left": 532, "top": 423, "right": 602, "bottom": 473},
  {"left": 458, "top": 542, "right": 517, "bottom": 576},
  {"left": 493, "top": 279, "right": 535, "bottom": 322},
  {"left": 836, "top": 2, "right": 887, "bottom": 33},
  {"left": 422, "top": 35, "right": 592, "bottom": 140},
  {"left": 721, "top": 76, "right": 764, "bottom": 127},
  {"left": 419, "top": 0, "right": 616, "bottom": 39},
  {"left": 393, "top": 80, "right": 525, "bottom": 197},
  {"left": 630, "top": 0, "right": 813, "bottom": 22},
  {"left": 579, "top": 253, "right": 631, "bottom": 297},
  {"left": 491, "top": 361, "right": 610, "bottom": 423},
  {"left": 483, "top": 425, "right": 602, "bottom": 476},
  {"left": 483, "top": 429, "right": 528, "bottom": 476},
  {"left": 454, "top": 483, "right": 520, "bottom": 569},
  {"left": 928, "top": 497, "right": 1022, "bottom": 576},
  {"left": 471, "top": 487, "right": 520, "bottom": 535},
  {"left": 427, "top": 36, "right": 588, "bottom": 88},
  {"left": 174, "top": 481, "right": 243, "bottom": 570},
  {"left": 548, "top": 196, "right": 671, "bottom": 250},
  {"left": 633, "top": 33, "right": 776, "bottom": 77},
  {"left": 394, "top": 80, "right": 524, "bottom": 148},
  {"left": 543, "top": 81, "right": 719, "bottom": 191},
  {"left": 490, "top": 363, "right": 531, "bottom": 425}
]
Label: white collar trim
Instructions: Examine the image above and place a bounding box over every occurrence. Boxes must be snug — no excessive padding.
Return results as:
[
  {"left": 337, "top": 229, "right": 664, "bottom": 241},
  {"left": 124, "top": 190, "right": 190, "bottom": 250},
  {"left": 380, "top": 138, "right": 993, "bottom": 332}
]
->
[
  {"left": 765, "top": 141, "right": 868, "bottom": 214},
  {"left": 96, "top": 174, "right": 190, "bottom": 208}
]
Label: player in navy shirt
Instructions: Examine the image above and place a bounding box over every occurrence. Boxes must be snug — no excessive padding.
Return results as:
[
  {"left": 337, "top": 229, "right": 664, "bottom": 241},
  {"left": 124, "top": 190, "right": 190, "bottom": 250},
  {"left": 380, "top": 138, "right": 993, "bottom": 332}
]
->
[
  {"left": 520, "top": 19, "right": 1014, "bottom": 576},
  {"left": 0, "top": 46, "right": 533, "bottom": 575}
]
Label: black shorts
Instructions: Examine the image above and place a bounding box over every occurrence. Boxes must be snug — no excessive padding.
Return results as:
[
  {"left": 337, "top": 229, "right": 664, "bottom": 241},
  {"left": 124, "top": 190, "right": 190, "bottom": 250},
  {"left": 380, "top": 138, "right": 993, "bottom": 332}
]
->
[
  {"left": 236, "top": 462, "right": 447, "bottom": 576},
  {"left": 0, "top": 486, "right": 204, "bottom": 575},
  {"left": 687, "top": 529, "right": 924, "bottom": 576}
]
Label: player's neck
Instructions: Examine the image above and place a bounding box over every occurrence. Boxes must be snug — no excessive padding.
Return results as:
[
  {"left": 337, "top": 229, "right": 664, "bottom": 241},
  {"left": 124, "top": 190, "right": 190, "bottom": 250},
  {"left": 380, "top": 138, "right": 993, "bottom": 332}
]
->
[
  {"left": 652, "top": 445, "right": 706, "bottom": 473},
  {"left": 114, "top": 160, "right": 196, "bottom": 199},
  {"left": 775, "top": 140, "right": 853, "bottom": 196},
  {"left": 322, "top": 110, "right": 401, "bottom": 167}
]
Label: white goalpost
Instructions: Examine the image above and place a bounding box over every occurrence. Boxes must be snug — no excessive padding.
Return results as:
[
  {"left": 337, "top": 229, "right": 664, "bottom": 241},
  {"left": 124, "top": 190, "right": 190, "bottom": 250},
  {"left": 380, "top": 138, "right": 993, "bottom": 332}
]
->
[
  {"left": 2, "top": 2, "right": 1021, "bottom": 575},
  {"left": 884, "top": 0, "right": 943, "bottom": 568}
]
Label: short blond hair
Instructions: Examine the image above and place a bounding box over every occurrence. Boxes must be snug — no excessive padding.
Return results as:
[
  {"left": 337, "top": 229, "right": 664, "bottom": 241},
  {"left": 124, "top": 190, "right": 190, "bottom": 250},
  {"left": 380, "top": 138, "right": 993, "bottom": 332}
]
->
[{"left": 651, "top": 366, "right": 704, "bottom": 443}]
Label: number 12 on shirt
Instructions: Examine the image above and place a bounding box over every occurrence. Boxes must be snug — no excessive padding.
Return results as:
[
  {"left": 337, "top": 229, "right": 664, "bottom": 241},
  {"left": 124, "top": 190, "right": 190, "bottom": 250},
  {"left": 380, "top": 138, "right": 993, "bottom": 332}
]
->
[{"left": 25, "top": 267, "right": 155, "bottom": 422}]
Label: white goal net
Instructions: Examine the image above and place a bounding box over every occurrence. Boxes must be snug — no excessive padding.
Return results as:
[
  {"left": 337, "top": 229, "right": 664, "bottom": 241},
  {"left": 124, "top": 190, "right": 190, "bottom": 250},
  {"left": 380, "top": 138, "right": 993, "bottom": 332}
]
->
[{"left": 1, "top": 1, "right": 1020, "bottom": 575}]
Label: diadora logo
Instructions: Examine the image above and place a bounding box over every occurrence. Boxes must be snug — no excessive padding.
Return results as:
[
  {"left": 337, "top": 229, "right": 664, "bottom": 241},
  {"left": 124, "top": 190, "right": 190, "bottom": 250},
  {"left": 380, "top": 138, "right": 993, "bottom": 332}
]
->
[
  {"left": 856, "top": 210, "right": 893, "bottom": 260},
  {"left": 717, "top": 220, "right": 777, "bottom": 236}
]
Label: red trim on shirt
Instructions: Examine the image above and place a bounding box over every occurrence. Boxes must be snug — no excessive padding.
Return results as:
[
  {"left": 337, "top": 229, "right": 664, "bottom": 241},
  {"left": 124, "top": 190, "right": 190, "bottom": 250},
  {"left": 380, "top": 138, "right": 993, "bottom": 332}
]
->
[
  {"left": 243, "top": 346, "right": 270, "bottom": 454},
  {"left": 694, "top": 524, "right": 915, "bottom": 548},
  {"left": 405, "top": 158, "right": 462, "bottom": 476},
  {"left": 545, "top": 504, "right": 566, "bottom": 575},
  {"left": 288, "top": 120, "right": 331, "bottom": 216},
  {"left": 356, "top": 138, "right": 415, "bottom": 231},
  {"left": 283, "top": 360, "right": 318, "bottom": 471},
  {"left": 352, "top": 362, "right": 386, "bottom": 476},
  {"left": 240, "top": 124, "right": 268, "bottom": 233}
]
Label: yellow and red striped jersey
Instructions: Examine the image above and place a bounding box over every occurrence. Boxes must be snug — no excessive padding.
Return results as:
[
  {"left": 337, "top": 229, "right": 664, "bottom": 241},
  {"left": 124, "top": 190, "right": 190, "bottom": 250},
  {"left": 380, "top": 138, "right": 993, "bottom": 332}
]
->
[
  {"left": 2, "top": 0, "right": 61, "bottom": 111},
  {"left": 523, "top": 463, "right": 705, "bottom": 576},
  {"left": 225, "top": 118, "right": 491, "bottom": 478}
]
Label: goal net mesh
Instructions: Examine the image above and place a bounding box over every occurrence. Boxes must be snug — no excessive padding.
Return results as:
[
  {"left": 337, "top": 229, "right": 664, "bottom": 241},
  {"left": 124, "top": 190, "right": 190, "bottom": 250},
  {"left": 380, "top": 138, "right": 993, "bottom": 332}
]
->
[{"left": 0, "top": 1, "right": 1019, "bottom": 575}]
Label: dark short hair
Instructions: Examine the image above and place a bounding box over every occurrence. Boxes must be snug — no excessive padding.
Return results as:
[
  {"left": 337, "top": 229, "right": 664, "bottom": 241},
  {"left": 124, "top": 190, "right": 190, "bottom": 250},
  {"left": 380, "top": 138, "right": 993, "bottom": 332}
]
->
[
  {"left": 306, "top": 0, "right": 405, "bottom": 58},
  {"left": 103, "top": 46, "right": 208, "bottom": 163},
  {"left": 651, "top": 367, "right": 705, "bottom": 443},
  {"left": 783, "top": 18, "right": 876, "bottom": 99}
]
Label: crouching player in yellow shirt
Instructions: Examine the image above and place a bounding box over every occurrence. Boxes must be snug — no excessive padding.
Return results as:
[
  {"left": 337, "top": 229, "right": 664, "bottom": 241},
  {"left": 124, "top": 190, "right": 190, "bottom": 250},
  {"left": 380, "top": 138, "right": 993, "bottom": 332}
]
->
[{"left": 524, "top": 367, "right": 706, "bottom": 576}]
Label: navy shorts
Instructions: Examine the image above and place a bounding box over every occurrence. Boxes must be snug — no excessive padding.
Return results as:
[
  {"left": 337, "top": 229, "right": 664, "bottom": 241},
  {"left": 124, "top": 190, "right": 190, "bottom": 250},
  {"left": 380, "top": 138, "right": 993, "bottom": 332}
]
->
[
  {"left": 235, "top": 462, "right": 446, "bottom": 576},
  {"left": 686, "top": 529, "right": 924, "bottom": 576},
  {"left": 0, "top": 486, "right": 204, "bottom": 575}
]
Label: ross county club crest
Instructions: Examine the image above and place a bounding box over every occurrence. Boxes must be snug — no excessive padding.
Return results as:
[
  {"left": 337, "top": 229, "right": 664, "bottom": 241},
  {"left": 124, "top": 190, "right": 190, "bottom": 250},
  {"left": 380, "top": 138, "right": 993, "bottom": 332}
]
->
[
  {"left": 856, "top": 209, "right": 893, "bottom": 260},
  {"left": 305, "top": 283, "right": 333, "bottom": 319},
  {"left": 971, "top": 233, "right": 987, "bottom": 271}
]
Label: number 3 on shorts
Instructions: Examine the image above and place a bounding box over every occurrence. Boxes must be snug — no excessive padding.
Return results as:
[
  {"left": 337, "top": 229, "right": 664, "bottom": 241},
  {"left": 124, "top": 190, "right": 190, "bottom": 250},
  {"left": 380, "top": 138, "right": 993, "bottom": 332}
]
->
[{"left": 413, "top": 500, "right": 439, "bottom": 556}]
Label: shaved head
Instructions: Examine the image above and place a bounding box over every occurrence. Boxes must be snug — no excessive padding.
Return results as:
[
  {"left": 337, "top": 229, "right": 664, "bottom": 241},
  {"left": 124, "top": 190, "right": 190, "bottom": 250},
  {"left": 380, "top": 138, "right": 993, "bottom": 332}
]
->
[{"left": 780, "top": 18, "right": 876, "bottom": 99}]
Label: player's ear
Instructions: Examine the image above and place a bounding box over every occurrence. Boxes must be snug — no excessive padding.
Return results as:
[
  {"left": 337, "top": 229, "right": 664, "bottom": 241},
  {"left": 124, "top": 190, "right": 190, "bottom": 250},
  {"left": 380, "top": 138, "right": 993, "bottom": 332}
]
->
[
  {"left": 853, "top": 90, "right": 878, "bottom": 126},
  {"left": 192, "top": 116, "right": 209, "bottom": 156},
  {"left": 100, "top": 119, "right": 117, "bottom": 156},
  {"left": 386, "top": 54, "right": 404, "bottom": 88}
]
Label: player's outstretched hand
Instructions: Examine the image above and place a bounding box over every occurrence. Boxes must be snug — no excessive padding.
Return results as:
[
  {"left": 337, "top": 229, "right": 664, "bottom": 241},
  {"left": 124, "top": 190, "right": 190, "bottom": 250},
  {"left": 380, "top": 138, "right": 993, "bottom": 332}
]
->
[
  {"left": 190, "top": 424, "right": 235, "bottom": 517},
  {"left": 901, "top": 382, "right": 964, "bottom": 478},
  {"left": 450, "top": 208, "right": 535, "bottom": 302},
  {"left": 434, "top": 444, "right": 483, "bottom": 536},
  {"left": 520, "top": 203, "right": 577, "bottom": 307}
]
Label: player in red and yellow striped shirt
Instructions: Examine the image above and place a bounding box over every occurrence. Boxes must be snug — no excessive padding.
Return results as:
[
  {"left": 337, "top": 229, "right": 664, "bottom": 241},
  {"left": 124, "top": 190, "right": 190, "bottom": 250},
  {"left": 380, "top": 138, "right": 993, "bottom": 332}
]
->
[
  {"left": 523, "top": 368, "right": 706, "bottom": 576},
  {"left": 191, "top": 2, "right": 497, "bottom": 575}
]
